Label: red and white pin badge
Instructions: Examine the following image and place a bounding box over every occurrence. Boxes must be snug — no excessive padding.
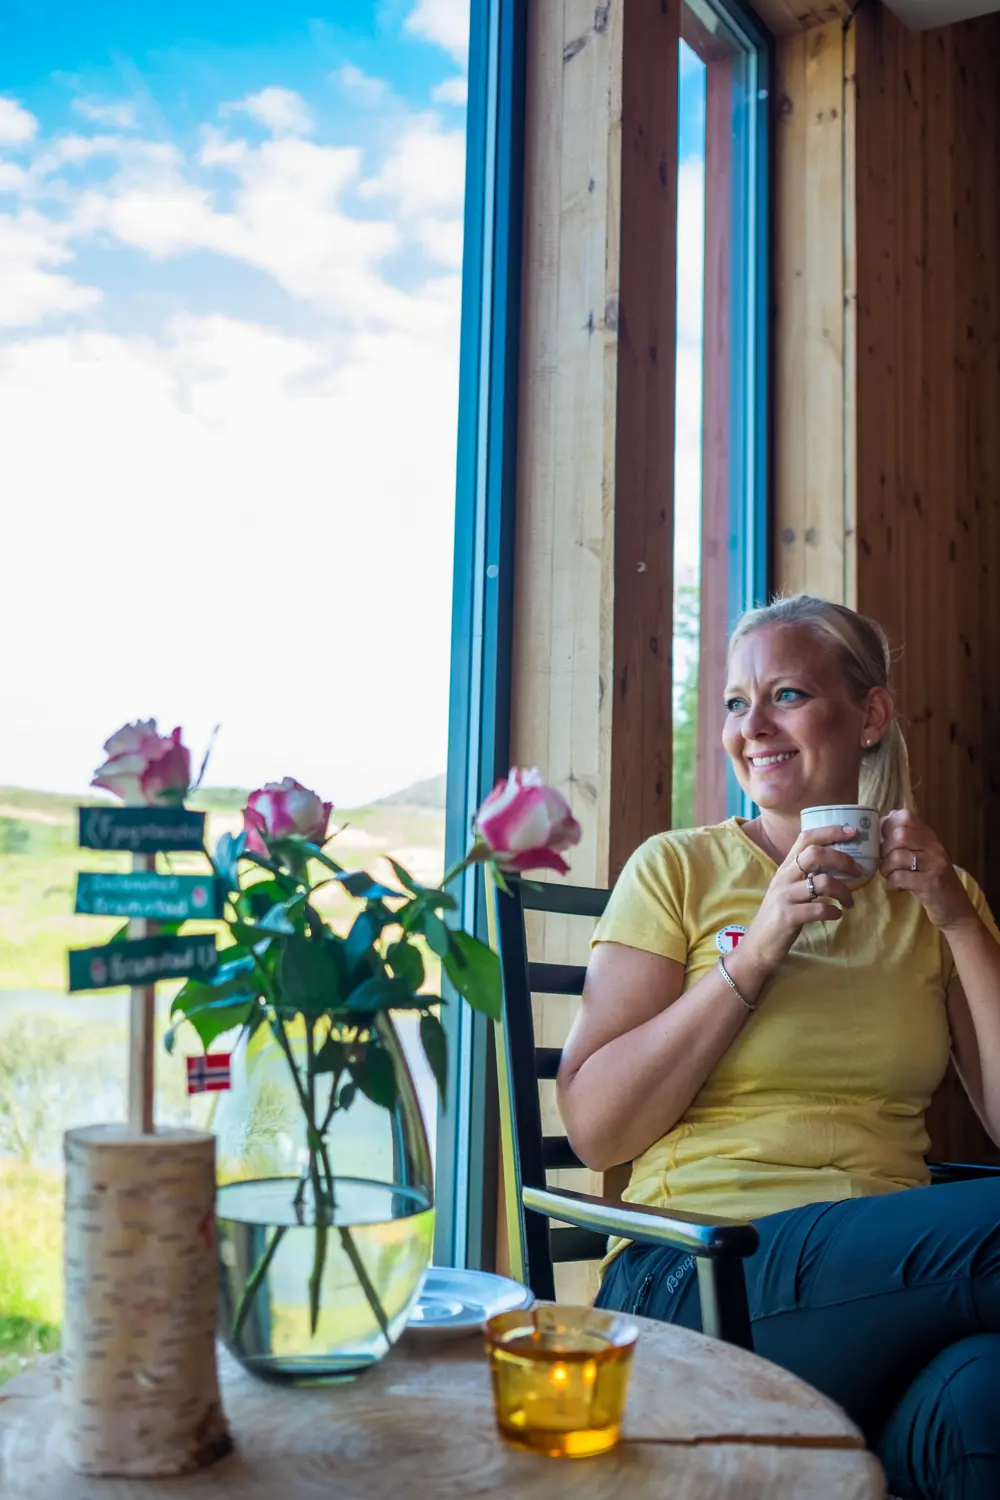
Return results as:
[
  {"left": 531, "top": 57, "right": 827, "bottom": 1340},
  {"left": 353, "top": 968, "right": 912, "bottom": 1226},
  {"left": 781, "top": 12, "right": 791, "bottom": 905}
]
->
[{"left": 715, "top": 924, "right": 747, "bottom": 954}]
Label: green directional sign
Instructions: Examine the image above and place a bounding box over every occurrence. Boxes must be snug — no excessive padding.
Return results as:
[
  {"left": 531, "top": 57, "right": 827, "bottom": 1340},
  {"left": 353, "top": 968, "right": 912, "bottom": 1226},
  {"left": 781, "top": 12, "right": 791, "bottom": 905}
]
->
[
  {"left": 68, "top": 934, "right": 218, "bottom": 993},
  {"left": 75, "top": 872, "right": 223, "bottom": 922},
  {"left": 78, "top": 805, "right": 206, "bottom": 853}
]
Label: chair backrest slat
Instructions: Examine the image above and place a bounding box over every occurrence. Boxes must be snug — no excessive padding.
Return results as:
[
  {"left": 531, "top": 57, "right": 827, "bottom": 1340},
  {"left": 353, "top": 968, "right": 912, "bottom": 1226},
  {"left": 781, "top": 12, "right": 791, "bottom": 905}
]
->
[
  {"left": 520, "top": 883, "right": 609, "bottom": 917},
  {"left": 549, "top": 1227, "right": 609, "bottom": 1263},
  {"left": 534, "top": 1047, "right": 562, "bottom": 1080},
  {"left": 528, "top": 961, "right": 587, "bottom": 996},
  {"left": 542, "top": 1136, "right": 586, "bottom": 1170}
]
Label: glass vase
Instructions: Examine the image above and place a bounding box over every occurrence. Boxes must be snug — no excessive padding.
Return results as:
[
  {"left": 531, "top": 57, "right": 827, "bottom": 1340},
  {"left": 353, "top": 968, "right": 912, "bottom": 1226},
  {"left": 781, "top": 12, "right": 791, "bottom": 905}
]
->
[{"left": 214, "top": 1012, "right": 434, "bottom": 1383}]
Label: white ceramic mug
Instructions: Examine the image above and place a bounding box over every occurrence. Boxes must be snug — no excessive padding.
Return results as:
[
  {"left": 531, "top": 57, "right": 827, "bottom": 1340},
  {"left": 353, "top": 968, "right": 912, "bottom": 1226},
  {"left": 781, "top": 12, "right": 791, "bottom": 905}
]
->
[{"left": 800, "top": 804, "right": 880, "bottom": 887}]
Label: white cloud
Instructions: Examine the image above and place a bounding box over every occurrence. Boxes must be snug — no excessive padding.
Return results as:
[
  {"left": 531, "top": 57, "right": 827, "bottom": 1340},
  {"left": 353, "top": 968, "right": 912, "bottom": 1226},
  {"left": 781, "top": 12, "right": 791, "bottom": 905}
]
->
[
  {"left": 0, "top": 83, "right": 466, "bottom": 802},
  {"left": 0, "top": 97, "right": 38, "bottom": 145},
  {"left": 0, "top": 307, "right": 459, "bottom": 802},
  {"left": 432, "top": 76, "right": 468, "bottom": 107},
  {"left": 405, "top": 0, "right": 469, "bottom": 65},
  {"left": 0, "top": 210, "right": 101, "bottom": 327},
  {"left": 0, "top": 161, "right": 28, "bottom": 193},
  {"left": 361, "top": 114, "right": 465, "bottom": 269},
  {"left": 73, "top": 98, "right": 138, "bottom": 130},
  {"left": 221, "top": 87, "right": 314, "bottom": 138},
  {"left": 336, "top": 64, "right": 389, "bottom": 108}
]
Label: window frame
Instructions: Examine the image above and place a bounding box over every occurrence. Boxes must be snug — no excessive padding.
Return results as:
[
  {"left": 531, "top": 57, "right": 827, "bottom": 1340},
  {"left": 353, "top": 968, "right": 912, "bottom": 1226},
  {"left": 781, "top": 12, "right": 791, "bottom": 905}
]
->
[
  {"left": 680, "top": 0, "right": 774, "bottom": 822},
  {"left": 434, "top": 0, "right": 527, "bottom": 1272}
]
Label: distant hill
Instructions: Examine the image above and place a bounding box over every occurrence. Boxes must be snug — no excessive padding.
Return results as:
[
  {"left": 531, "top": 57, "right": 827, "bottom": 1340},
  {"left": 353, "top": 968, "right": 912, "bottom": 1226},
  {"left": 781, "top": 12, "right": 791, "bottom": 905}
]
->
[{"left": 374, "top": 772, "right": 447, "bottom": 810}]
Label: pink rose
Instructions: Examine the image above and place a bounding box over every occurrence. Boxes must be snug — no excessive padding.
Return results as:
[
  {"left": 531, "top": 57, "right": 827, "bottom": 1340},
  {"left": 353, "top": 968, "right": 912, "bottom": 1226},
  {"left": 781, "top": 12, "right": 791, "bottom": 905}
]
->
[
  {"left": 91, "top": 721, "right": 191, "bottom": 806},
  {"left": 243, "top": 778, "right": 332, "bottom": 855},
  {"left": 474, "top": 767, "right": 582, "bottom": 875}
]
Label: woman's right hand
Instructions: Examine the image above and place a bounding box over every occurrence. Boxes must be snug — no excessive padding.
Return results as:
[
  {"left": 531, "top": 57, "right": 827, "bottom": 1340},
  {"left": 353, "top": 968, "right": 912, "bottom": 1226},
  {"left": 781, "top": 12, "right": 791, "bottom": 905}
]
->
[{"left": 738, "top": 825, "right": 862, "bottom": 979}]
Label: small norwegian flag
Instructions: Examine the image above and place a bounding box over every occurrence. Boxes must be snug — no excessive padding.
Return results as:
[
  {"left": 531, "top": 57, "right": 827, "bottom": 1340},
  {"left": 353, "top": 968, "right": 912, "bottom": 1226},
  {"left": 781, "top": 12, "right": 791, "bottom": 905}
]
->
[{"left": 186, "top": 1052, "right": 232, "bottom": 1095}]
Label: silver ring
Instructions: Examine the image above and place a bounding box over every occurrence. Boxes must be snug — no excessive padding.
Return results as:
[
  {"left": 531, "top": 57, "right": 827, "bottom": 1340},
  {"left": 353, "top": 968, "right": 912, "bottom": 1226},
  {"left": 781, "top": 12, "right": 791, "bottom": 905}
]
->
[
  {"left": 805, "top": 872, "right": 818, "bottom": 900},
  {"left": 794, "top": 851, "right": 806, "bottom": 874},
  {"left": 911, "top": 854, "right": 918, "bottom": 873}
]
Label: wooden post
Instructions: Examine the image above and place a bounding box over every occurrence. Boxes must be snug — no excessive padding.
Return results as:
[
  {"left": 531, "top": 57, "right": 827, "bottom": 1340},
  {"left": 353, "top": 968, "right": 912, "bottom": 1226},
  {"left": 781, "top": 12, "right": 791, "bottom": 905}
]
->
[
  {"left": 61, "top": 1124, "right": 232, "bottom": 1476},
  {"left": 128, "top": 851, "right": 157, "bottom": 1135}
]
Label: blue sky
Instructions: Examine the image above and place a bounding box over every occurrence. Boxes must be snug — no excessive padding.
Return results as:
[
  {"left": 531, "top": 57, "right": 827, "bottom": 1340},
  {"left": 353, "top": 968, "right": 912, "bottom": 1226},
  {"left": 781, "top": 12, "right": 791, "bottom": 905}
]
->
[{"left": 0, "top": 2, "right": 704, "bottom": 804}]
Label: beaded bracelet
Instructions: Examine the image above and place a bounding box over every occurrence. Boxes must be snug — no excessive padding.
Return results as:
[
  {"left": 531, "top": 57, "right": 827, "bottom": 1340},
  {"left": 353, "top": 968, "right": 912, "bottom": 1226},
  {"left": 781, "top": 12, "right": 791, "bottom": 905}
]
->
[{"left": 717, "top": 955, "right": 756, "bottom": 1014}]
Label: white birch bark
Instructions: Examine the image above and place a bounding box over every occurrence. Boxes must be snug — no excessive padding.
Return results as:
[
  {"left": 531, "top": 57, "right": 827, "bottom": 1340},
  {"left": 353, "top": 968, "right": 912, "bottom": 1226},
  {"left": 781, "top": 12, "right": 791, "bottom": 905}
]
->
[{"left": 61, "top": 1124, "right": 232, "bottom": 1476}]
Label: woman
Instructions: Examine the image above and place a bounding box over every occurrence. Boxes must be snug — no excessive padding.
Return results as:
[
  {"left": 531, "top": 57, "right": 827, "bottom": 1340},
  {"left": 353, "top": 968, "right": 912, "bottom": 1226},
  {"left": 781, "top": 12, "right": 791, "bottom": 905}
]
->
[{"left": 560, "top": 595, "right": 1000, "bottom": 1500}]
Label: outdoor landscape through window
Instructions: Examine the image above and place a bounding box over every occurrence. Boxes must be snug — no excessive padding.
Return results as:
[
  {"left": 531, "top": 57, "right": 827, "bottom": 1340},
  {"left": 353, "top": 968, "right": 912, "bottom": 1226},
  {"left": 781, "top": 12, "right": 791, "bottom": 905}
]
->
[{"left": 0, "top": 0, "right": 468, "bottom": 1383}]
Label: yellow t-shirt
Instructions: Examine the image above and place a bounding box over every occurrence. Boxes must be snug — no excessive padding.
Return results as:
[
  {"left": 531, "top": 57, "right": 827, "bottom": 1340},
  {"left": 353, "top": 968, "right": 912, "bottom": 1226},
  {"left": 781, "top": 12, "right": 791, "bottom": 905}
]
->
[{"left": 593, "top": 817, "right": 998, "bottom": 1241}]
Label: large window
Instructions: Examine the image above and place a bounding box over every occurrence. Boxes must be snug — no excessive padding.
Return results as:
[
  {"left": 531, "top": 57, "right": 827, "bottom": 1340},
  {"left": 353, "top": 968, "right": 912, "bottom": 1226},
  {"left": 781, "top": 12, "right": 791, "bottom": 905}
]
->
[
  {"left": 672, "top": 0, "right": 770, "bottom": 828},
  {"left": 0, "top": 0, "right": 471, "bottom": 1381}
]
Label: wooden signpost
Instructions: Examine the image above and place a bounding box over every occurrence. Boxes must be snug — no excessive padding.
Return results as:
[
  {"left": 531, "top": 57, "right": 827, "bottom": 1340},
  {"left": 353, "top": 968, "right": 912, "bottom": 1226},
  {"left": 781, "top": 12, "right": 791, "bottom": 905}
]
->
[
  {"left": 70, "top": 804, "right": 218, "bottom": 1134},
  {"left": 64, "top": 801, "right": 232, "bottom": 1476}
]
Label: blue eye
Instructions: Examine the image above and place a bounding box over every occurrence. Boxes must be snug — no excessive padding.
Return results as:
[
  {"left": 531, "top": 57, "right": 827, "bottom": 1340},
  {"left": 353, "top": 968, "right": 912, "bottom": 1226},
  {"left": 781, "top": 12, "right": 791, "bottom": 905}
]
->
[
  {"left": 775, "top": 688, "right": 805, "bottom": 704},
  {"left": 725, "top": 696, "right": 747, "bottom": 713}
]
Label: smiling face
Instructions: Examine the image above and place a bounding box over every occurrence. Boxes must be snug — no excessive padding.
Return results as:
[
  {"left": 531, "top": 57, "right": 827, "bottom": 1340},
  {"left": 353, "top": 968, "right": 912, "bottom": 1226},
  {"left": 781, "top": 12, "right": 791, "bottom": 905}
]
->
[{"left": 722, "top": 624, "right": 888, "bottom": 815}]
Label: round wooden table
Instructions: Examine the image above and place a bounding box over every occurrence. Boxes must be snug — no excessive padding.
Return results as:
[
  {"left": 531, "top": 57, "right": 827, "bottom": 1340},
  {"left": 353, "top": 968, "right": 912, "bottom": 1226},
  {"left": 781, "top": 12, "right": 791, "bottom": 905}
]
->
[{"left": 0, "top": 1317, "right": 885, "bottom": 1498}]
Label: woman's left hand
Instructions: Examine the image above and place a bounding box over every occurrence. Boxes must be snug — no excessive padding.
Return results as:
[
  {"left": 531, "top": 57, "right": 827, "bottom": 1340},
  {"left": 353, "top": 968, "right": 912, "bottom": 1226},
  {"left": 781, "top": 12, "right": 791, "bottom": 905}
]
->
[{"left": 880, "top": 809, "right": 976, "bottom": 931}]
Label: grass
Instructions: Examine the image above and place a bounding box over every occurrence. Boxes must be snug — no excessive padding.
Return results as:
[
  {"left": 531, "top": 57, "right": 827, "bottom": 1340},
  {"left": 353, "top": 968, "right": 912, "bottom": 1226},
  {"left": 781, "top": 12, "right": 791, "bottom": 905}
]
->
[{"left": 0, "top": 1162, "right": 63, "bottom": 1384}]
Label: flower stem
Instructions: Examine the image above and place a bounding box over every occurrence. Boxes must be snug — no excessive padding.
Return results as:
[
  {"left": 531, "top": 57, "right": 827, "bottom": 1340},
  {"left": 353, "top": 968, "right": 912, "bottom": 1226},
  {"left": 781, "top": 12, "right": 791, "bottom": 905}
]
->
[
  {"left": 231, "top": 1224, "right": 287, "bottom": 1344},
  {"left": 313, "top": 1132, "right": 391, "bottom": 1348}
]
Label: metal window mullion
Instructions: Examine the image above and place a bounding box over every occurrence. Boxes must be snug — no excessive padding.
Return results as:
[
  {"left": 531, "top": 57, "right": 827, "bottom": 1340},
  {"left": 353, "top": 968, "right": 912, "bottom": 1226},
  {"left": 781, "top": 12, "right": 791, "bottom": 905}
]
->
[{"left": 436, "top": 0, "right": 527, "bottom": 1272}]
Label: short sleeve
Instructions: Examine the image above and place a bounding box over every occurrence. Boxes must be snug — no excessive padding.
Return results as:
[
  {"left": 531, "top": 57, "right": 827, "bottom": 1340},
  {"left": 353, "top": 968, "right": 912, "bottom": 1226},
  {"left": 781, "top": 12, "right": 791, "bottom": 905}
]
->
[
  {"left": 592, "top": 835, "right": 688, "bottom": 964},
  {"left": 942, "top": 868, "right": 1000, "bottom": 987}
]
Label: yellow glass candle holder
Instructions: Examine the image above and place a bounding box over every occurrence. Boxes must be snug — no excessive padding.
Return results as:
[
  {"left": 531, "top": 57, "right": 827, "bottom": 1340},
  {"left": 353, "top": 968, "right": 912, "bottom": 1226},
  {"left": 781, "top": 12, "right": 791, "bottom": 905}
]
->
[{"left": 484, "top": 1305, "right": 639, "bottom": 1458}]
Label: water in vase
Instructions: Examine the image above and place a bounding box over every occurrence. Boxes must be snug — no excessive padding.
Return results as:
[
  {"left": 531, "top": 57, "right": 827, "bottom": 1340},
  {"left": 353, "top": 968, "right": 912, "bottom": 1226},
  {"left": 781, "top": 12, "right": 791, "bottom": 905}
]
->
[{"left": 217, "top": 1177, "right": 434, "bottom": 1382}]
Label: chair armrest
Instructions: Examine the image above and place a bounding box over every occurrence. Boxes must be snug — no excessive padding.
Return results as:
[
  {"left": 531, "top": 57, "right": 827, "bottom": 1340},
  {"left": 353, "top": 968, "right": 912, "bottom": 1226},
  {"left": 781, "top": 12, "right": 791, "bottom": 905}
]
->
[
  {"left": 522, "top": 1185, "right": 758, "bottom": 1260},
  {"left": 930, "top": 1160, "right": 1000, "bottom": 1184}
]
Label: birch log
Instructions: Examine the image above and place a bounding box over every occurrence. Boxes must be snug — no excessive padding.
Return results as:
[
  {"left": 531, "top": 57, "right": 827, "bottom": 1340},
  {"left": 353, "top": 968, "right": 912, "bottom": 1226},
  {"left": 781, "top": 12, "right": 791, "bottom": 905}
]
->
[{"left": 61, "top": 1124, "right": 232, "bottom": 1476}]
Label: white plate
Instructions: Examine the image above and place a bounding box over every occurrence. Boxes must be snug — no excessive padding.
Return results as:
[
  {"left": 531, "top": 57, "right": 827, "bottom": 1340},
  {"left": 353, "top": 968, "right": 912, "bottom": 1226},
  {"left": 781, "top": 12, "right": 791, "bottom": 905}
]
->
[{"left": 404, "top": 1266, "right": 534, "bottom": 1343}]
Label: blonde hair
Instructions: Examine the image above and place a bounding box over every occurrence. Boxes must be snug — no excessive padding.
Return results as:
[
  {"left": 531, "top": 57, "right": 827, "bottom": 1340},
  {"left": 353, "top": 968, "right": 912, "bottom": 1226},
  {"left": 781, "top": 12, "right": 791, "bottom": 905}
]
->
[{"left": 728, "top": 594, "right": 913, "bottom": 815}]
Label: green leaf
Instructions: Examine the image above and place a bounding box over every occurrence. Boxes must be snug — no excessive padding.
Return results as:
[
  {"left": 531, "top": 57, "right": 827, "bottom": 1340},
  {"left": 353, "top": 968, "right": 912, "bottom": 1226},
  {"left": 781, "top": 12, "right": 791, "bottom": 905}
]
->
[
  {"left": 167, "top": 994, "right": 257, "bottom": 1051},
  {"left": 344, "top": 975, "right": 414, "bottom": 1013},
  {"left": 229, "top": 923, "right": 275, "bottom": 955},
  {"left": 421, "top": 911, "right": 451, "bottom": 959},
  {"left": 241, "top": 849, "right": 283, "bottom": 877},
  {"left": 420, "top": 1011, "right": 448, "bottom": 1106},
  {"left": 351, "top": 1045, "right": 397, "bottom": 1110},
  {"left": 257, "top": 903, "right": 297, "bottom": 935},
  {"left": 345, "top": 904, "right": 394, "bottom": 974},
  {"left": 299, "top": 841, "right": 345, "bottom": 876},
  {"left": 213, "top": 830, "right": 247, "bottom": 890},
  {"left": 338, "top": 1080, "right": 357, "bottom": 1111},
  {"left": 338, "top": 870, "right": 401, "bottom": 901},
  {"left": 313, "top": 1035, "right": 346, "bottom": 1075},
  {"left": 277, "top": 935, "right": 342, "bottom": 1014},
  {"left": 387, "top": 858, "right": 421, "bottom": 895},
  {"left": 243, "top": 879, "right": 290, "bottom": 919},
  {"left": 443, "top": 930, "right": 502, "bottom": 1021},
  {"left": 386, "top": 939, "right": 424, "bottom": 992}
]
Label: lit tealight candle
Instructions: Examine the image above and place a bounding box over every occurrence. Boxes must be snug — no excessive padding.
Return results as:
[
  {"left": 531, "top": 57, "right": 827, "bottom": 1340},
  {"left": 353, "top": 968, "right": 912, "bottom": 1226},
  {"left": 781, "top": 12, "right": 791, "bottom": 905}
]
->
[{"left": 485, "top": 1305, "right": 639, "bottom": 1459}]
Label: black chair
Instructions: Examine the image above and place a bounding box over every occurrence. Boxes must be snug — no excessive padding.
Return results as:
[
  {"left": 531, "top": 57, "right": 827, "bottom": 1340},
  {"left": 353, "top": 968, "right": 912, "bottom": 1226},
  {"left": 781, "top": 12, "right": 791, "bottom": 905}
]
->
[{"left": 489, "top": 874, "right": 1000, "bottom": 1354}]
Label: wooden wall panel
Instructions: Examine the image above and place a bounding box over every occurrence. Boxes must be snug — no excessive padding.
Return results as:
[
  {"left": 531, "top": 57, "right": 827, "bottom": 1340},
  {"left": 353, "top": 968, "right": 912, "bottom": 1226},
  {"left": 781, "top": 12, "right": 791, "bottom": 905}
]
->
[
  {"left": 609, "top": 0, "right": 679, "bottom": 878},
  {"left": 773, "top": 20, "right": 856, "bottom": 606},
  {"left": 855, "top": 6, "right": 1000, "bottom": 1162},
  {"left": 511, "top": 0, "right": 624, "bottom": 1302},
  {"left": 751, "top": 0, "right": 854, "bottom": 40},
  {"left": 511, "top": 0, "right": 680, "bottom": 1298}
]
